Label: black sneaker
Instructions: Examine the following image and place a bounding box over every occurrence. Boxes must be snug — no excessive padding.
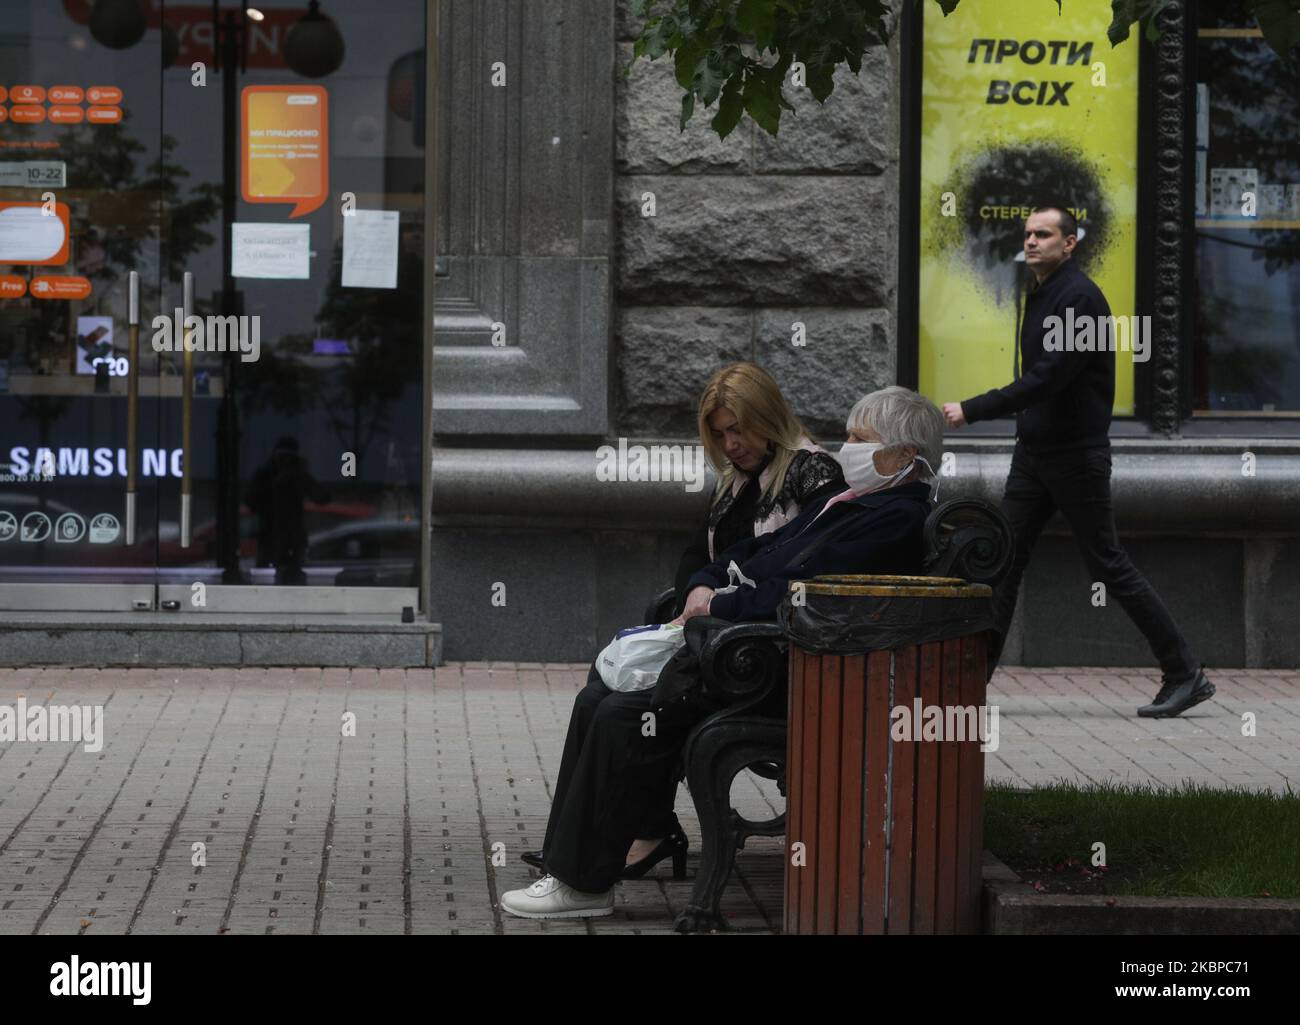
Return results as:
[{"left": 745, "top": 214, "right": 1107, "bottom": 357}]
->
[{"left": 1137, "top": 668, "right": 1215, "bottom": 718}]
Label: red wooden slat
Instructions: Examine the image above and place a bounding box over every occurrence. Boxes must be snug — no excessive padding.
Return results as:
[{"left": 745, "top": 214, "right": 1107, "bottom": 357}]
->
[
  {"left": 887, "top": 644, "right": 918, "bottom": 934},
  {"left": 958, "top": 633, "right": 989, "bottom": 934},
  {"left": 798, "top": 653, "right": 822, "bottom": 933},
  {"left": 816, "top": 656, "right": 843, "bottom": 934},
  {"left": 836, "top": 654, "right": 867, "bottom": 934},
  {"left": 911, "top": 641, "right": 941, "bottom": 934},
  {"left": 860, "top": 649, "right": 891, "bottom": 933},
  {"left": 934, "top": 638, "right": 963, "bottom": 933},
  {"left": 785, "top": 647, "right": 804, "bottom": 934}
]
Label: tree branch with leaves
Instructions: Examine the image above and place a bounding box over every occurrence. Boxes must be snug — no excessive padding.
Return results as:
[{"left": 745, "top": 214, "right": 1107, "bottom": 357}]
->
[{"left": 628, "top": 0, "right": 1300, "bottom": 139}]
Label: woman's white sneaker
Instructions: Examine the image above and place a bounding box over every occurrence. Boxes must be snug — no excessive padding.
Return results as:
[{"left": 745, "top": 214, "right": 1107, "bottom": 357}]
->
[{"left": 499, "top": 874, "right": 614, "bottom": 919}]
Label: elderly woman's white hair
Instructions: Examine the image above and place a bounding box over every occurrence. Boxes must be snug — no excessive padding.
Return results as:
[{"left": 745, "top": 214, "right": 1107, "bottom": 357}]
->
[{"left": 845, "top": 386, "right": 944, "bottom": 478}]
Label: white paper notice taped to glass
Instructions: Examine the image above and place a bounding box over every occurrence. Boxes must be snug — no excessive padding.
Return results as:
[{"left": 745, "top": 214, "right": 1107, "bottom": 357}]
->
[
  {"left": 341, "top": 210, "right": 399, "bottom": 289},
  {"left": 231, "top": 223, "right": 310, "bottom": 279},
  {"left": 0, "top": 204, "right": 67, "bottom": 262}
]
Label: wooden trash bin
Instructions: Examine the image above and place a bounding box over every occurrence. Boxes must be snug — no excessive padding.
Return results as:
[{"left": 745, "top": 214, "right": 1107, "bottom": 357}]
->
[{"left": 780, "top": 575, "right": 993, "bottom": 935}]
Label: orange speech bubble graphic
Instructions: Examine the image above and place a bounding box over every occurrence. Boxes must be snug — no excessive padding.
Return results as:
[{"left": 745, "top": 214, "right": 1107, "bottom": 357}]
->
[
  {"left": 10, "top": 85, "right": 45, "bottom": 103},
  {"left": 241, "top": 85, "right": 328, "bottom": 218},
  {"left": 30, "top": 276, "right": 91, "bottom": 300},
  {"left": 0, "top": 202, "right": 71, "bottom": 265},
  {"left": 85, "top": 85, "right": 122, "bottom": 104},
  {"left": 49, "top": 106, "right": 86, "bottom": 124}
]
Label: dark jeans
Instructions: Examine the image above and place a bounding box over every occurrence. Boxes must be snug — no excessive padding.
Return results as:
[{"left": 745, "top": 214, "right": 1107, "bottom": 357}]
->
[
  {"left": 989, "top": 442, "right": 1197, "bottom": 679},
  {"left": 541, "top": 664, "right": 710, "bottom": 893}
]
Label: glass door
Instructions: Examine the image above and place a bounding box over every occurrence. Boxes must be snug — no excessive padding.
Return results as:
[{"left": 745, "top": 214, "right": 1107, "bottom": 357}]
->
[
  {"left": 154, "top": 0, "right": 426, "bottom": 614},
  {"left": 0, "top": 0, "right": 164, "bottom": 610}
]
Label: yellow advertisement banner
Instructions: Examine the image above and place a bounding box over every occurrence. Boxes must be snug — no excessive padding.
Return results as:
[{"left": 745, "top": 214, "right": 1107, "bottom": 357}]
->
[{"left": 919, "top": 1, "right": 1139, "bottom": 415}]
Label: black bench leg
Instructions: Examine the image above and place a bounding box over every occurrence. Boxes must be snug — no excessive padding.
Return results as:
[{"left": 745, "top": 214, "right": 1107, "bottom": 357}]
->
[{"left": 674, "top": 735, "right": 779, "bottom": 933}]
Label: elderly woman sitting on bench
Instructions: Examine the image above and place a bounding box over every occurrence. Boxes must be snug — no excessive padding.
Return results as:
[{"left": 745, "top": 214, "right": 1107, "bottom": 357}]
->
[{"left": 500, "top": 386, "right": 945, "bottom": 919}]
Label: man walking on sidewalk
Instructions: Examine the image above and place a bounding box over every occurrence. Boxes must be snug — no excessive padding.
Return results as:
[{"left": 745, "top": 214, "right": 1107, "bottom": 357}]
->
[{"left": 943, "top": 203, "right": 1214, "bottom": 719}]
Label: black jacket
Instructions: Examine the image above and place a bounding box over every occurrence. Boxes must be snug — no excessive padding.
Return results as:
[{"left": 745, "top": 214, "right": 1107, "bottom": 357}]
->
[
  {"left": 960, "top": 258, "right": 1115, "bottom": 452},
  {"left": 685, "top": 481, "right": 932, "bottom": 622}
]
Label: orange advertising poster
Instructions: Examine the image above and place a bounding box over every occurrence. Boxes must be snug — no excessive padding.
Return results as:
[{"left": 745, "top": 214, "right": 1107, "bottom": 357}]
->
[
  {"left": 0, "top": 202, "right": 72, "bottom": 266},
  {"left": 30, "top": 276, "right": 91, "bottom": 300},
  {"left": 241, "top": 85, "right": 328, "bottom": 218}
]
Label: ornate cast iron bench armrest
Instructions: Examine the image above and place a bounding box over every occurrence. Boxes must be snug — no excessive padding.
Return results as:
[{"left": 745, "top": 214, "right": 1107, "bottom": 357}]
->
[{"left": 695, "top": 621, "right": 788, "bottom": 710}]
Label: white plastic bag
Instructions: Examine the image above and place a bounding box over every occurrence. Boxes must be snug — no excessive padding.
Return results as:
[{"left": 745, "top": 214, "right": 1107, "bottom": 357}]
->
[{"left": 595, "top": 623, "right": 687, "bottom": 693}]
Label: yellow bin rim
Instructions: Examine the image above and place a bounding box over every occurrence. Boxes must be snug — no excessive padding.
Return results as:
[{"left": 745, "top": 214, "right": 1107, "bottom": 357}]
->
[{"left": 793, "top": 574, "right": 992, "bottom": 599}]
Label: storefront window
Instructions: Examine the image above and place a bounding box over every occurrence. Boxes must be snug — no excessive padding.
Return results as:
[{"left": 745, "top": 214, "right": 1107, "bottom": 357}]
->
[
  {"left": 1192, "top": 0, "right": 1300, "bottom": 414},
  {"left": 0, "top": 0, "right": 428, "bottom": 611}
]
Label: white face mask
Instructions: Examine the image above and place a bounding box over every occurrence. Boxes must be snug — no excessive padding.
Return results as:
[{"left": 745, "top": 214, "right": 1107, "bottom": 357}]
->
[{"left": 836, "top": 442, "right": 936, "bottom": 497}]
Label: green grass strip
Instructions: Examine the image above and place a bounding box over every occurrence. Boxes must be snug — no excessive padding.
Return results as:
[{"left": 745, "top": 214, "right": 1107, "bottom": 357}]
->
[{"left": 984, "top": 779, "right": 1300, "bottom": 898}]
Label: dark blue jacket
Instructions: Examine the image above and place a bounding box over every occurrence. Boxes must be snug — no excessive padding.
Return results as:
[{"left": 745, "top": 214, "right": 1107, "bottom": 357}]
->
[{"left": 686, "top": 481, "right": 933, "bottom": 622}]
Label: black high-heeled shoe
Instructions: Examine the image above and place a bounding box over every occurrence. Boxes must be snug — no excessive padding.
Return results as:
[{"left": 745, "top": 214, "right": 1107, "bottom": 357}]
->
[
  {"left": 521, "top": 849, "right": 544, "bottom": 869},
  {"left": 620, "top": 829, "right": 689, "bottom": 880}
]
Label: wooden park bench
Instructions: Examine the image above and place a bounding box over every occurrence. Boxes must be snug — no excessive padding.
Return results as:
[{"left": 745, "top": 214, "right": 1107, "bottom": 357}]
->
[{"left": 642, "top": 498, "right": 1012, "bottom": 933}]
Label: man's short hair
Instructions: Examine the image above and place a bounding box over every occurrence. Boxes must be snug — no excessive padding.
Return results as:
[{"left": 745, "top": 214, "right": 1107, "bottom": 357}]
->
[{"left": 1030, "top": 202, "right": 1078, "bottom": 237}]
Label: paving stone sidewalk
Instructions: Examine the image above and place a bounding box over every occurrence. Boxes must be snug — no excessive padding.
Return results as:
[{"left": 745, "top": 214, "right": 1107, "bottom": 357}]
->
[{"left": 0, "top": 664, "right": 1294, "bottom": 935}]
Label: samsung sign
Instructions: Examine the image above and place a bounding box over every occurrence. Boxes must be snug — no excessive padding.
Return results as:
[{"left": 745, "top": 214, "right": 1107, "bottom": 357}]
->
[{"left": 8, "top": 447, "right": 184, "bottom": 479}]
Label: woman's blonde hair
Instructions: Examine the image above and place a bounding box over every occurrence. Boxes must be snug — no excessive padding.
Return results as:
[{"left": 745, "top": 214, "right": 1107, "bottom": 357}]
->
[{"left": 697, "top": 362, "right": 811, "bottom": 505}]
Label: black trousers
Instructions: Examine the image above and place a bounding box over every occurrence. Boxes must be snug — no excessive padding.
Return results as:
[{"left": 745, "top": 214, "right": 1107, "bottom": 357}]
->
[
  {"left": 989, "top": 442, "right": 1196, "bottom": 679},
  {"left": 541, "top": 664, "right": 712, "bottom": 893}
]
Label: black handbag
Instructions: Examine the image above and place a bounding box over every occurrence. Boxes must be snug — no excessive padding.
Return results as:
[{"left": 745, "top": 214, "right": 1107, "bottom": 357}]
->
[{"left": 650, "top": 616, "right": 726, "bottom": 713}]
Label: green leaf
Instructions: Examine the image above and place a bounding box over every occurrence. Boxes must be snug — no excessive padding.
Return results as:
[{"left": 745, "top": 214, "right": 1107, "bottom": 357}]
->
[
  {"left": 692, "top": 52, "right": 730, "bottom": 105},
  {"left": 674, "top": 39, "right": 708, "bottom": 89},
  {"left": 711, "top": 77, "right": 745, "bottom": 139},
  {"left": 1247, "top": 0, "right": 1300, "bottom": 60},
  {"left": 1107, "top": 0, "right": 1171, "bottom": 47},
  {"left": 806, "top": 62, "right": 835, "bottom": 102},
  {"left": 680, "top": 91, "right": 696, "bottom": 132},
  {"left": 736, "top": 0, "right": 778, "bottom": 49},
  {"left": 742, "top": 73, "right": 782, "bottom": 135},
  {"left": 639, "top": 17, "right": 672, "bottom": 60}
]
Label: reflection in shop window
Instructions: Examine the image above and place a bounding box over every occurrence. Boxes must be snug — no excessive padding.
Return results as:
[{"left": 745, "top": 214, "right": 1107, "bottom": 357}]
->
[{"left": 1193, "top": 0, "right": 1300, "bottom": 414}]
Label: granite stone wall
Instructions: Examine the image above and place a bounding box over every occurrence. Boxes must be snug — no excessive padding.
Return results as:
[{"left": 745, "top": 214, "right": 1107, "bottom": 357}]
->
[{"left": 612, "top": 2, "right": 902, "bottom": 441}]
